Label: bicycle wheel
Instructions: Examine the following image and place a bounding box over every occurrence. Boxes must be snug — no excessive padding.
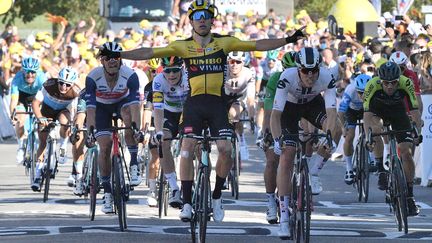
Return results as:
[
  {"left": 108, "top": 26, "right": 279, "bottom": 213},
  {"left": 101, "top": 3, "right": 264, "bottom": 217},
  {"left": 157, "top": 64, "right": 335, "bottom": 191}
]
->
[
  {"left": 290, "top": 171, "right": 298, "bottom": 240},
  {"left": 163, "top": 181, "right": 169, "bottom": 216},
  {"left": 113, "top": 155, "right": 127, "bottom": 231},
  {"left": 43, "top": 141, "right": 53, "bottom": 203},
  {"left": 353, "top": 144, "right": 363, "bottom": 202},
  {"left": 360, "top": 141, "right": 370, "bottom": 203},
  {"left": 158, "top": 168, "right": 165, "bottom": 218},
  {"left": 28, "top": 132, "right": 36, "bottom": 184},
  {"left": 89, "top": 149, "right": 99, "bottom": 221},
  {"left": 394, "top": 158, "right": 408, "bottom": 234},
  {"left": 294, "top": 159, "right": 311, "bottom": 243},
  {"left": 198, "top": 166, "right": 209, "bottom": 243}
]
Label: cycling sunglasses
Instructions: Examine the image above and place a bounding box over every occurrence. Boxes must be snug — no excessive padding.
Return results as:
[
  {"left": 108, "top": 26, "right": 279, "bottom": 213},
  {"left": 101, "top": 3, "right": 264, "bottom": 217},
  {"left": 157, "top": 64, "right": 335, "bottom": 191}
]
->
[
  {"left": 357, "top": 91, "right": 364, "bottom": 96},
  {"left": 25, "top": 70, "right": 36, "bottom": 74},
  {"left": 58, "top": 80, "right": 72, "bottom": 87},
  {"left": 382, "top": 80, "right": 398, "bottom": 86},
  {"left": 191, "top": 10, "right": 213, "bottom": 21},
  {"left": 228, "top": 59, "right": 243, "bottom": 65},
  {"left": 103, "top": 56, "right": 121, "bottom": 61},
  {"left": 163, "top": 67, "right": 182, "bottom": 74},
  {"left": 300, "top": 67, "right": 319, "bottom": 75}
]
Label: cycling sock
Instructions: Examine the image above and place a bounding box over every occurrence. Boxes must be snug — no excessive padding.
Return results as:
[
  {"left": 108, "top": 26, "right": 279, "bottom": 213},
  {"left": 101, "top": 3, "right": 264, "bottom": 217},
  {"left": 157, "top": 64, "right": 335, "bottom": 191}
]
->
[
  {"left": 59, "top": 137, "right": 67, "bottom": 150},
  {"left": 128, "top": 145, "right": 138, "bottom": 167},
  {"left": 279, "top": 195, "right": 290, "bottom": 223},
  {"left": 407, "top": 182, "right": 414, "bottom": 197},
  {"left": 266, "top": 193, "right": 275, "bottom": 204},
  {"left": 18, "top": 138, "right": 24, "bottom": 148},
  {"left": 165, "top": 172, "right": 179, "bottom": 191},
  {"left": 376, "top": 157, "right": 384, "bottom": 172},
  {"left": 369, "top": 152, "right": 376, "bottom": 163},
  {"left": 383, "top": 143, "right": 389, "bottom": 160},
  {"left": 212, "top": 175, "right": 225, "bottom": 199},
  {"left": 344, "top": 155, "right": 353, "bottom": 171},
  {"left": 101, "top": 176, "right": 111, "bottom": 193},
  {"left": 309, "top": 154, "right": 325, "bottom": 175},
  {"left": 35, "top": 162, "right": 44, "bottom": 178},
  {"left": 149, "top": 179, "right": 157, "bottom": 192},
  {"left": 74, "top": 160, "right": 83, "bottom": 179},
  {"left": 181, "top": 180, "right": 193, "bottom": 204}
]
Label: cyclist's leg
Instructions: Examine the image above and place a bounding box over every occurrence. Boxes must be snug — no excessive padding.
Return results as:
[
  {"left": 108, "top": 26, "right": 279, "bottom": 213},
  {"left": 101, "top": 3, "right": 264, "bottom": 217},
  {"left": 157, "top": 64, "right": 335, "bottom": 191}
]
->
[
  {"left": 14, "top": 104, "right": 27, "bottom": 153},
  {"left": 147, "top": 145, "right": 159, "bottom": 206},
  {"left": 72, "top": 112, "right": 86, "bottom": 195},
  {"left": 343, "top": 109, "right": 357, "bottom": 184},
  {"left": 178, "top": 137, "right": 196, "bottom": 219},
  {"left": 58, "top": 109, "right": 71, "bottom": 164}
]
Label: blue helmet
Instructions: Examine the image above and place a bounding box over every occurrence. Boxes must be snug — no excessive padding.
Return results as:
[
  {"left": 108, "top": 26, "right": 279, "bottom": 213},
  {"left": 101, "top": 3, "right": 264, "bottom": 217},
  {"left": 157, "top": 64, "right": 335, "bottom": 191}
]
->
[
  {"left": 355, "top": 74, "right": 372, "bottom": 92},
  {"left": 22, "top": 57, "right": 40, "bottom": 72},
  {"left": 59, "top": 66, "right": 78, "bottom": 84}
]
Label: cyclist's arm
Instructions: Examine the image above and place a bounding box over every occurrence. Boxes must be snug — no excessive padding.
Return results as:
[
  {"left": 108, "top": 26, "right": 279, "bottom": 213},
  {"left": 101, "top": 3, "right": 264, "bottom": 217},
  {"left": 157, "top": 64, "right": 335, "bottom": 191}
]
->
[
  {"left": 84, "top": 76, "right": 97, "bottom": 129},
  {"left": 338, "top": 92, "right": 351, "bottom": 126},
  {"left": 32, "top": 91, "right": 44, "bottom": 119},
  {"left": 270, "top": 78, "right": 289, "bottom": 139},
  {"left": 400, "top": 76, "right": 419, "bottom": 111},
  {"left": 246, "top": 71, "right": 256, "bottom": 120},
  {"left": 120, "top": 42, "right": 182, "bottom": 60},
  {"left": 152, "top": 78, "right": 164, "bottom": 133},
  {"left": 125, "top": 73, "right": 141, "bottom": 130},
  {"left": 410, "top": 109, "right": 422, "bottom": 135},
  {"left": 9, "top": 79, "right": 19, "bottom": 113}
]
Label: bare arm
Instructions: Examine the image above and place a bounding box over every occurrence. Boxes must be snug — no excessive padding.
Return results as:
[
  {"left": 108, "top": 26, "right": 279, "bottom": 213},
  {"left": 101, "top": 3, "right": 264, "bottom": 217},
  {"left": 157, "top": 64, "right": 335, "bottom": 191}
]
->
[
  {"left": 121, "top": 47, "right": 154, "bottom": 60},
  {"left": 129, "top": 103, "right": 141, "bottom": 130},
  {"left": 270, "top": 109, "right": 282, "bottom": 139},
  {"left": 153, "top": 108, "right": 164, "bottom": 133},
  {"left": 32, "top": 99, "right": 43, "bottom": 119},
  {"left": 86, "top": 107, "right": 96, "bottom": 129},
  {"left": 410, "top": 109, "right": 422, "bottom": 135},
  {"left": 255, "top": 38, "right": 289, "bottom": 51}
]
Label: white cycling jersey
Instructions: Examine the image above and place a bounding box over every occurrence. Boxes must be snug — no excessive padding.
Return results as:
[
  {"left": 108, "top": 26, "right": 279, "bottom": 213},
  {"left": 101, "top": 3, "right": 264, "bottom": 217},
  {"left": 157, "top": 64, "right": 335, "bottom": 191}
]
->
[
  {"left": 273, "top": 67, "right": 337, "bottom": 111},
  {"left": 152, "top": 71, "right": 189, "bottom": 113},
  {"left": 224, "top": 66, "right": 255, "bottom": 100}
]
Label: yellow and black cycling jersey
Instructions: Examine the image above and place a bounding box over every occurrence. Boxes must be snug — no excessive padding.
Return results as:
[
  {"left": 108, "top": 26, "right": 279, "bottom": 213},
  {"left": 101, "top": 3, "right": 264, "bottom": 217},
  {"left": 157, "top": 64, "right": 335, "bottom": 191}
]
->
[
  {"left": 363, "top": 75, "right": 418, "bottom": 112},
  {"left": 152, "top": 33, "right": 256, "bottom": 97}
]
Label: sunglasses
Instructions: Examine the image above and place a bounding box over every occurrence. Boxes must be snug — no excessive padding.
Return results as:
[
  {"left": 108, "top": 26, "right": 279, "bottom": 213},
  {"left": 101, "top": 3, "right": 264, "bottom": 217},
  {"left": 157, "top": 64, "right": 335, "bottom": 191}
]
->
[
  {"left": 163, "top": 67, "right": 182, "bottom": 74},
  {"left": 300, "top": 67, "right": 319, "bottom": 75},
  {"left": 25, "top": 70, "right": 36, "bottom": 74},
  {"left": 103, "top": 56, "right": 121, "bottom": 61},
  {"left": 191, "top": 10, "right": 213, "bottom": 21},
  {"left": 382, "top": 80, "right": 398, "bottom": 86},
  {"left": 357, "top": 91, "right": 364, "bottom": 96},
  {"left": 58, "top": 80, "right": 72, "bottom": 87},
  {"left": 228, "top": 59, "right": 243, "bottom": 65},
  {"left": 267, "top": 58, "right": 277, "bottom": 62}
]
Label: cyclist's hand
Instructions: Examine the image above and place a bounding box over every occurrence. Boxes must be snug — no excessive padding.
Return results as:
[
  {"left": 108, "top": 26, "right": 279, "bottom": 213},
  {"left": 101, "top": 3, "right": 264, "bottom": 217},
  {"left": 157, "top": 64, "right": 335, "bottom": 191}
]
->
[
  {"left": 285, "top": 26, "right": 305, "bottom": 43},
  {"left": 85, "top": 127, "right": 96, "bottom": 148},
  {"left": 366, "top": 140, "right": 375, "bottom": 151},
  {"left": 38, "top": 117, "right": 49, "bottom": 129},
  {"left": 143, "top": 132, "right": 151, "bottom": 145},
  {"left": 151, "top": 131, "right": 164, "bottom": 145},
  {"left": 273, "top": 137, "right": 282, "bottom": 155},
  {"left": 134, "top": 130, "right": 145, "bottom": 143}
]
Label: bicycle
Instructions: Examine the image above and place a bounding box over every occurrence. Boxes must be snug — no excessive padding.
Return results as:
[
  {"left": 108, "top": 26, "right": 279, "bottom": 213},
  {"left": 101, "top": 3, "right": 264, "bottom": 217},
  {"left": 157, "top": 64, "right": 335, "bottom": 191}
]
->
[
  {"left": 184, "top": 126, "right": 231, "bottom": 243},
  {"left": 352, "top": 121, "right": 370, "bottom": 203},
  {"left": 367, "top": 122, "right": 418, "bottom": 234},
  {"left": 282, "top": 129, "right": 333, "bottom": 242},
  {"left": 138, "top": 124, "right": 153, "bottom": 186}
]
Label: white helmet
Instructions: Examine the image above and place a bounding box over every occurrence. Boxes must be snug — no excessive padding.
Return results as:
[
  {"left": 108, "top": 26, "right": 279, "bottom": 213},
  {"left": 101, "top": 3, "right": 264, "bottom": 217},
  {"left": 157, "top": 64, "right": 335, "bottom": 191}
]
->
[
  {"left": 295, "top": 47, "right": 322, "bottom": 69},
  {"left": 228, "top": 51, "right": 245, "bottom": 62},
  {"left": 389, "top": 51, "right": 408, "bottom": 65},
  {"left": 59, "top": 66, "right": 78, "bottom": 84}
]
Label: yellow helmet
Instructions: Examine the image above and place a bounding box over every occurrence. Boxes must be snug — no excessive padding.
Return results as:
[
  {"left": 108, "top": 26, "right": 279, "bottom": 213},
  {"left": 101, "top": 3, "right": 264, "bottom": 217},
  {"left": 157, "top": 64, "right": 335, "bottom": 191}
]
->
[
  {"left": 187, "top": 0, "right": 215, "bottom": 17},
  {"left": 122, "top": 39, "right": 136, "bottom": 50},
  {"left": 32, "top": 42, "right": 42, "bottom": 50},
  {"left": 148, "top": 58, "right": 161, "bottom": 70},
  {"left": 139, "top": 19, "right": 151, "bottom": 29}
]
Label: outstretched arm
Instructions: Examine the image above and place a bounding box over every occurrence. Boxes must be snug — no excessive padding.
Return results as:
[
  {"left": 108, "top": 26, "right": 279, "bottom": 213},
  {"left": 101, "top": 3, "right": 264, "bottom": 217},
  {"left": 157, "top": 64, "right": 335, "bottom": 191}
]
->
[{"left": 255, "top": 26, "right": 305, "bottom": 51}]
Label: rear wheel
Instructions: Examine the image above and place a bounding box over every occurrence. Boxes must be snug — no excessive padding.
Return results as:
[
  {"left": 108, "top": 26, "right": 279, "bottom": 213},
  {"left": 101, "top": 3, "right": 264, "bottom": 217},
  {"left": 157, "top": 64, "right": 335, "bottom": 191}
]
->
[{"left": 43, "top": 141, "right": 53, "bottom": 203}]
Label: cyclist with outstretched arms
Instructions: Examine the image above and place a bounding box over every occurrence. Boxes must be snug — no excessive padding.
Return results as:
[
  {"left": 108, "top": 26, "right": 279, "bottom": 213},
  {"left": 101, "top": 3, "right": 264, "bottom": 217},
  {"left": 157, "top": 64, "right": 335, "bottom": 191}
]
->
[
  {"left": 363, "top": 61, "right": 422, "bottom": 216},
  {"left": 31, "top": 67, "right": 81, "bottom": 191},
  {"left": 260, "top": 51, "right": 297, "bottom": 224},
  {"left": 224, "top": 51, "right": 256, "bottom": 157},
  {"left": 10, "top": 57, "right": 46, "bottom": 164},
  {"left": 338, "top": 74, "right": 376, "bottom": 185},
  {"left": 152, "top": 56, "right": 188, "bottom": 209},
  {"left": 84, "top": 42, "right": 142, "bottom": 214},
  {"left": 100, "top": 0, "right": 305, "bottom": 222},
  {"left": 270, "top": 47, "right": 339, "bottom": 238}
]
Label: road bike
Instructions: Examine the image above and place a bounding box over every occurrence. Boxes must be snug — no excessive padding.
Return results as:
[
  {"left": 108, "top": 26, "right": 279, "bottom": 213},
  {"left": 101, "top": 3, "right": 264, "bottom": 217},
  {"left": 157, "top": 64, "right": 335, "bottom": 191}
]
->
[{"left": 352, "top": 121, "right": 370, "bottom": 203}]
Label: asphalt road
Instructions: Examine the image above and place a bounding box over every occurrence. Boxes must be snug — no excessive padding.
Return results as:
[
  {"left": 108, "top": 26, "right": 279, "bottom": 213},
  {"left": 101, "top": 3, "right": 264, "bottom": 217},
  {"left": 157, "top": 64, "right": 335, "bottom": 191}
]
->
[{"left": 0, "top": 132, "right": 431, "bottom": 243}]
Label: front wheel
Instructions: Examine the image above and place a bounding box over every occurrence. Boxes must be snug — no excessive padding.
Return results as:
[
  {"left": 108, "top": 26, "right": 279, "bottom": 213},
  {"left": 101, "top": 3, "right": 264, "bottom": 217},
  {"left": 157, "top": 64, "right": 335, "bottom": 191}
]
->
[
  {"left": 394, "top": 158, "right": 408, "bottom": 234},
  {"left": 113, "top": 155, "right": 127, "bottom": 231},
  {"left": 43, "top": 141, "right": 53, "bottom": 203},
  {"left": 88, "top": 149, "right": 99, "bottom": 221}
]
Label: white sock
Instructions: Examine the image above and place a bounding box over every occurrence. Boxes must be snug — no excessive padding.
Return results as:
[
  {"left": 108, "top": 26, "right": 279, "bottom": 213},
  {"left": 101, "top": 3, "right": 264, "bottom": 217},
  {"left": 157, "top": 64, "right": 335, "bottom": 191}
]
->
[
  {"left": 266, "top": 193, "right": 275, "bottom": 204},
  {"left": 35, "top": 162, "right": 44, "bottom": 178},
  {"left": 18, "top": 138, "right": 24, "bottom": 149},
  {"left": 344, "top": 155, "right": 353, "bottom": 171},
  {"left": 383, "top": 143, "right": 389, "bottom": 160},
  {"left": 309, "top": 153, "right": 325, "bottom": 175},
  {"left": 164, "top": 172, "right": 179, "bottom": 191},
  {"left": 279, "top": 195, "right": 290, "bottom": 223},
  {"left": 75, "top": 160, "right": 83, "bottom": 179},
  {"left": 149, "top": 179, "right": 157, "bottom": 192},
  {"left": 59, "top": 137, "right": 67, "bottom": 150},
  {"left": 369, "top": 152, "right": 376, "bottom": 164}
]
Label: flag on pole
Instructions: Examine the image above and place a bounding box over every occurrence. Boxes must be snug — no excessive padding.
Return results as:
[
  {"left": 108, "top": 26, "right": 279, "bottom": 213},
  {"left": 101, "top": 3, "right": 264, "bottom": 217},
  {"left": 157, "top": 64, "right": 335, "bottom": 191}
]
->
[{"left": 397, "top": 0, "right": 414, "bottom": 15}]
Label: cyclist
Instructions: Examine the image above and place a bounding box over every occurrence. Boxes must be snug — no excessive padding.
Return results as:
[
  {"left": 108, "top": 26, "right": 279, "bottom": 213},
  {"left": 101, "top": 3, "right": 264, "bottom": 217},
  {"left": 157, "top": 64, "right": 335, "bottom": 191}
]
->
[
  {"left": 100, "top": 0, "right": 305, "bottom": 222},
  {"left": 363, "top": 61, "right": 422, "bottom": 216},
  {"left": 261, "top": 51, "right": 297, "bottom": 224},
  {"left": 10, "top": 57, "right": 46, "bottom": 164},
  {"left": 152, "top": 56, "right": 188, "bottom": 209},
  {"left": 270, "top": 47, "right": 339, "bottom": 238},
  {"left": 84, "top": 42, "right": 142, "bottom": 213},
  {"left": 224, "top": 51, "right": 256, "bottom": 158},
  {"left": 338, "top": 74, "right": 376, "bottom": 185},
  {"left": 256, "top": 50, "right": 283, "bottom": 142},
  {"left": 31, "top": 67, "right": 81, "bottom": 191}
]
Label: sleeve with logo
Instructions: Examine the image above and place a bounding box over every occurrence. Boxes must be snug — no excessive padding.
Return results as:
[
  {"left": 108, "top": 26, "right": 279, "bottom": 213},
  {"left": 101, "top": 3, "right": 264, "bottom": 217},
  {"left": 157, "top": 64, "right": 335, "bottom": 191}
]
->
[{"left": 152, "top": 74, "right": 165, "bottom": 110}]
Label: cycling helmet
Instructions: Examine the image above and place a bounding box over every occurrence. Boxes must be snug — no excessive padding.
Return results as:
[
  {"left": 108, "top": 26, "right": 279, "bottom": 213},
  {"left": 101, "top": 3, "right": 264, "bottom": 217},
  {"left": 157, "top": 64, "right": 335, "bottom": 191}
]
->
[
  {"left": 228, "top": 51, "right": 245, "bottom": 61},
  {"left": 187, "top": 0, "right": 216, "bottom": 18},
  {"left": 354, "top": 74, "right": 372, "bottom": 92},
  {"left": 243, "top": 52, "right": 251, "bottom": 66},
  {"left": 281, "top": 51, "right": 297, "bottom": 69},
  {"left": 148, "top": 58, "right": 161, "bottom": 69},
  {"left": 22, "top": 57, "right": 40, "bottom": 72},
  {"left": 99, "top": 41, "right": 122, "bottom": 56},
  {"left": 389, "top": 51, "right": 408, "bottom": 65},
  {"left": 161, "top": 56, "right": 183, "bottom": 67},
  {"left": 58, "top": 66, "right": 78, "bottom": 84},
  {"left": 295, "top": 47, "right": 322, "bottom": 69},
  {"left": 378, "top": 61, "right": 401, "bottom": 81},
  {"left": 266, "top": 50, "right": 279, "bottom": 61}
]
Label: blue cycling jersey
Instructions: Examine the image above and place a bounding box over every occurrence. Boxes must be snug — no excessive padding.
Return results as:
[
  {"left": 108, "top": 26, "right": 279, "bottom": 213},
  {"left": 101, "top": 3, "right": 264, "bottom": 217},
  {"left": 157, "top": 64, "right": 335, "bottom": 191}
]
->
[
  {"left": 10, "top": 70, "right": 46, "bottom": 97},
  {"left": 339, "top": 83, "right": 363, "bottom": 112}
]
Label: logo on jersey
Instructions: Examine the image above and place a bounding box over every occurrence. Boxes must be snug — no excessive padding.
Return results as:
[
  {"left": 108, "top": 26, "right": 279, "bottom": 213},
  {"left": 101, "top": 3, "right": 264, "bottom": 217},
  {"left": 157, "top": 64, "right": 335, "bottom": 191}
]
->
[
  {"left": 327, "top": 75, "right": 336, "bottom": 89},
  {"left": 153, "top": 92, "right": 163, "bottom": 103},
  {"left": 428, "top": 104, "right": 432, "bottom": 115},
  {"left": 277, "top": 79, "right": 289, "bottom": 89}
]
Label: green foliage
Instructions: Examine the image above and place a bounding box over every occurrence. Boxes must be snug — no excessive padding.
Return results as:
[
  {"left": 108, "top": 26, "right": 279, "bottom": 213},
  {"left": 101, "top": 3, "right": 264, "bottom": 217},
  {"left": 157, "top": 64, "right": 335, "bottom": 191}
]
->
[
  {"left": 294, "top": 0, "right": 337, "bottom": 21},
  {"left": 1, "top": 0, "right": 105, "bottom": 32}
]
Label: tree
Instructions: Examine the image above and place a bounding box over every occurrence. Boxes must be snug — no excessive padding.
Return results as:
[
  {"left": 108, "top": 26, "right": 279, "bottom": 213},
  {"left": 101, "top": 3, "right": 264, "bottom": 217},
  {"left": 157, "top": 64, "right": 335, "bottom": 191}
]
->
[
  {"left": 294, "top": 0, "right": 337, "bottom": 21},
  {"left": 1, "top": 0, "right": 104, "bottom": 32}
]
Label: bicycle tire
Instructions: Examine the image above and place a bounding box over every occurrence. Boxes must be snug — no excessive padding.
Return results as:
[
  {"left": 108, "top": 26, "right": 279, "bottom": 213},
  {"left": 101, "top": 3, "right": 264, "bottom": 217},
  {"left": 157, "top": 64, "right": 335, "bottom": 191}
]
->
[
  {"left": 164, "top": 181, "right": 169, "bottom": 216},
  {"left": 113, "top": 155, "right": 127, "bottom": 231},
  {"left": 158, "top": 168, "right": 165, "bottom": 218},
  {"left": 191, "top": 168, "right": 201, "bottom": 243},
  {"left": 29, "top": 132, "right": 37, "bottom": 185},
  {"left": 294, "top": 158, "right": 311, "bottom": 243},
  {"left": 394, "top": 158, "right": 409, "bottom": 234},
  {"left": 360, "top": 141, "right": 370, "bottom": 203},
  {"left": 353, "top": 144, "right": 363, "bottom": 202},
  {"left": 89, "top": 149, "right": 99, "bottom": 221},
  {"left": 290, "top": 169, "right": 298, "bottom": 240},
  {"left": 198, "top": 165, "right": 209, "bottom": 243},
  {"left": 43, "top": 141, "right": 53, "bottom": 203}
]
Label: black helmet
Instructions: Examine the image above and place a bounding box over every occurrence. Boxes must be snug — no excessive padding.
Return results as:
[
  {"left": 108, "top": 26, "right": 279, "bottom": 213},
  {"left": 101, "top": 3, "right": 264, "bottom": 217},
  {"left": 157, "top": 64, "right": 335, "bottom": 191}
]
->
[
  {"left": 161, "top": 56, "right": 183, "bottom": 67},
  {"left": 378, "top": 61, "right": 401, "bottom": 81}
]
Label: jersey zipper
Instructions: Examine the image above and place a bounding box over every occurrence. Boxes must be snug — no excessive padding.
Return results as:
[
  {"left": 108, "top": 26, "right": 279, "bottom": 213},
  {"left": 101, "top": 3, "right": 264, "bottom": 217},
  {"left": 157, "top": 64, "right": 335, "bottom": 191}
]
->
[{"left": 204, "top": 48, "right": 207, "bottom": 94}]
